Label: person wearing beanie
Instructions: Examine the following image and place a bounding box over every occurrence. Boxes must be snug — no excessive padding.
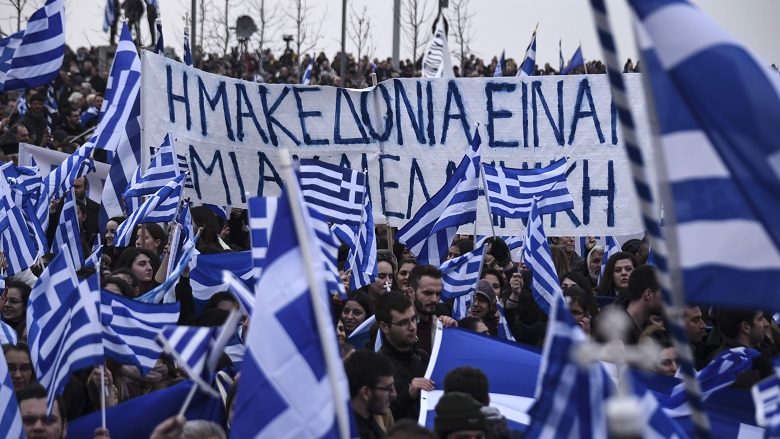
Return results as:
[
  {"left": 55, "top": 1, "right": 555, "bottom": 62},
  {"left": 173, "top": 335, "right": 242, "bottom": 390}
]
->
[
  {"left": 434, "top": 392, "right": 489, "bottom": 439},
  {"left": 469, "top": 280, "right": 499, "bottom": 336}
]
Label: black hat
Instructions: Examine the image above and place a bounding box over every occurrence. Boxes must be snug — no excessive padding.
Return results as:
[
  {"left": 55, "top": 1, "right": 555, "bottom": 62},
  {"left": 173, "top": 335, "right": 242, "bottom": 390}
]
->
[{"left": 434, "top": 392, "right": 487, "bottom": 436}]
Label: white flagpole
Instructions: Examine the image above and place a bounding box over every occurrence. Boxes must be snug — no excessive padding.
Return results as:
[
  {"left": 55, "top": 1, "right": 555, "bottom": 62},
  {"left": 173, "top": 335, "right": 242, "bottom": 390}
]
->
[
  {"left": 278, "top": 151, "right": 351, "bottom": 439},
  {"left": 99, "top": 365, "right": 107, "bottom": 429},
  {"left": 478, "top": 163, "right": 496, "bottom": 238},
  {"left": 177, "top": 384, "right": 198, "bottom": 417}
]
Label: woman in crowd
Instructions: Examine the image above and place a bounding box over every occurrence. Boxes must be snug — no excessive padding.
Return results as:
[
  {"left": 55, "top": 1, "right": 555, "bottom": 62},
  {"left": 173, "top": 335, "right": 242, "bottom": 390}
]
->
[
  {"left": 562, "top": 286, "right": 593, "bottom": 335},
  {"left": 596, "top": 252, "right": 637, "bottom": 298},
  {"left": 116, "top": 247, "right": 160, "bottom": 295},
  {"left": 135, "top": 223, "right": 167, "bottom": 257},
  {"left": 468, "top": 280, "right": 499, "bottom": 336},
  {"left": 3, "top": 343, "right": 34, "bottom": 391},
  {"left": 2, "top": 280, "right": 31, "bottom": 340},
  {"left": 341, "top": 291, "right": 373, "bottom": 338},
  {"left": 395, "top": 258, "right": 417, "bottom": 301}
]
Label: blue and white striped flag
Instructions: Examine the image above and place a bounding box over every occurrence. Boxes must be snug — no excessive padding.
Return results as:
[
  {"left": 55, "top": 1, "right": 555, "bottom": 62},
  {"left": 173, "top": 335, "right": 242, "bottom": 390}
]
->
[
  {"left": 495, "top": 304, "right": 516, "bottom": 342},
  {"left": 345, "top": 314, "right": 376, "bottom": 351},
  {"left": 451, "top": 295, "right": 471, "bottom": 320},
  {"left": 397, "top": 129, "right": 481, "bottom": 265},
  {"left": 475, "top": 235, "right": 524, "bottom": 263},
  {"left": 112, "top": 173, "right": 185, "bottom": 247},
  {"left": 154, "top": 18, "right": 164, "bottom": 54},
  {"left": 2, "top": 161, "right": 42, "bottom": 209},
  {"left": 521, "top": 198, "right": 564, "bottom": 314},
  {"left": 52, "top": 189, "right": 84, "bottom": 270},
  {"left": 100, "top": 289, "right": 180, "bottom": 374},
  {"left": 248, "top": 196, "right": 277, "bottom": 280},
  {"left": 306, "top": 206, "right": 347, "bottom": 298},
  {"left": 79, "top": 105, "right": 99, "bottom": 128},
  {"left": 629, "top": 0, "right": 780, "bottom": 310},
  {"left": 300, "top": 56, "right": 313, "bottom": 85},
  {"left": 482, "top": 158, "right": 574, "bottom": 219},
  {"left": 493, "top": 50, "right": 505, "bottom": 77},
  {"left": 599, "top": 236, "right": 620, "bottom": 282},
  {"left": 331, "top": 191, "right": 377, "bottom": 291},
  {"left": 0, "top": 0, "right": 65, "bottom": 92},
  {"left": 223, "top": 270, "right": 254, "bottom": 316},
  {"left": 299, "top": 159, "right": 366, "bottom": 226},
  {"left": 157, "top": 309, "right": 241, "bottom": 397},
  {"left": 0, "top": 320, "right": 17, "bottom": 345},
  {"left": 189, "top": 251, "right": 252, "bottom": 302},
  {"left": 0, "top": 347, "right": 23, "bottom": 438},
  {"left": 124, "top": 133, "right": 179, "bottom": 201},
  {"left": 0, "top": 176, "right": 38, "bottom": 275},
  {"left": 166, "top": 199, "right": 193, "bottom": 277},
  {"left": 137, "top": 231, "right": 199, "bottom": 304},
  {"left": 628, "top": 370, "right": 691, "bottom": 439},
  {"left": 45, "top": 83, "right": 57, "bottom": 133},
  {"left": 83, "top": 242, "right": 102, "bottom": 269},
  {"left": 98, "top": 23, "right": 142, "bottom": 226},
  {"left": 232, "top": 191, "right": 351, "bottom": 438},
  {"left": 36, "top": 141, "right": 95, "bottom": 229},
  {"left": 439, "top": 241, "right": 485, "bottom": 300},
  {"left": 14, "top": 93, "right": 27, "bottom": 115},
  {"left": 183, "top": 27, "right": 192, "bottom": 66},
  {"left": 753, "top": 360, "right": 780, "bottom": 436},
  {"left": 561, "top": 45, "right": 584, "bottom": 75},
  {"left": 524, "top": 295, "right": 610, "bottom": 438},
  {"left": 26, "top": 250, "right": 104, "bottom": 413},
  {"left": 421, "top": 14, "right": 454, "bottom": 79},
  {"left": 103, "top": 0, "right": 115, "bottom": 32},
  {"left": 516, "top": 29, "right": 537, "bottom": 77}
]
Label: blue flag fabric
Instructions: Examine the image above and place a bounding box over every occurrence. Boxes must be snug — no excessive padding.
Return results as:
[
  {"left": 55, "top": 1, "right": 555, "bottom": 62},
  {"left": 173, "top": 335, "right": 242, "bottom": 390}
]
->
[
  {"left": 331, "top": 192, "right": 377, "bottom": 291},
  {"left": 66, "top": 380, "right": 225, "bottom": 439},
  {"left": 0, "top": 344, "right": 23, "bottom": 438},
  {"left": 189, "top": 251, "right": 253, "bottom": 302},
  {"left": 299, "top": 159, "right": 367, "bottom": 226},
  {"left": 493, "top": 50, "right": 505, "bottom": 77},
  {"left": 0, "top": 0, "right": 65, "bottom": 92},
  {"left": 439, "top": 241, "right": 485, "bottom": 300},
  {"left": 52, "top": 189, "right": 83, "bottom": 270},
  {"left": 516, "top": 30, "right": 537, "bottom": 77},
  {"left": 628, "top": 0, "right": 780, "bottom": 310},
  {"left": 561, "top": 46, "right": 584, "bottom": 75},
  {"left": 522, "top": 198, "right": 564, "bottom": 314},
  {"left": 183, "top": 27, "right": 193, "bottom": 66},
  {"left": 418, "top": 326, "right": 540, "bottom": 432}
]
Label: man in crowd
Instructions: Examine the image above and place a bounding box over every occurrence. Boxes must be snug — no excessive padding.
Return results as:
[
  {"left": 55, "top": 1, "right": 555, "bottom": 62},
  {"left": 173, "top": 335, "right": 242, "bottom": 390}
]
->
[
  {"left": 434, "top": 392, "right": 490, "bottom": 439},
  {"left": 709, "top": 308, "right": 773, "bottom": 388},
  {"left": 18, "top": 383, "right": 68, "bottom": 439},
  {"left": 58, "top": 107, "right": 83, "bottom": 137},
  {"left": 684, "top": 305, "right": 710, "bottom": 369},
  {"left": 376, "top": 292, "right": 432, "bottom": 420},
  {"left": 409, "top": 265, "right": 457, "bottom": 354},
  {"left": 19, "top": 94, "right": 46, "bottom": 145},
  {"left": 594, "top": 265, "right": 663, "bottom": 345},
  {"left": 345, "top": 351, "right": 397, "bottom": 438}
]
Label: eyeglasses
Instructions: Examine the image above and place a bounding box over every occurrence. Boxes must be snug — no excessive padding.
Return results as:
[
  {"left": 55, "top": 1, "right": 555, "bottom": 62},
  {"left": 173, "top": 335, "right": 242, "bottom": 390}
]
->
[
  {"left": 22, "top": 415, "right": 60, "bottom": 426},
  {"left": 389, "top": 315, "right": 419, "bottom": 328},
  {"left": 8, "top": 364, "right": 32, "bottom": 373},
  {"left": 373, "top": 384, "right": 396, "bottom": 394}
]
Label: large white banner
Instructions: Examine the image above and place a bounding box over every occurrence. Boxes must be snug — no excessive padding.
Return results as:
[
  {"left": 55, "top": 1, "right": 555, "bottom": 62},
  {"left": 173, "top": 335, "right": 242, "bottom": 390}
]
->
[{"left": 141, "top": 51, "right": 656, "bottom": 236}]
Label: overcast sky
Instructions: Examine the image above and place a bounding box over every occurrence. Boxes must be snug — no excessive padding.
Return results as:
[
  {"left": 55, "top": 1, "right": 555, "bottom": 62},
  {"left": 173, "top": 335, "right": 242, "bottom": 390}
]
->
[{"left": 2, "top": 0, "right": 778, "bottom": 67}]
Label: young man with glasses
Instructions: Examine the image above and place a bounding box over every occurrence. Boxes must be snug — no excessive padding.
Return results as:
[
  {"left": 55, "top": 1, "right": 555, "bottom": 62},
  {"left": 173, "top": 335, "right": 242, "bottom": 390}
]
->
[
  {"left": 344, "top": 351, "right": 397, "bottom": 439},
  {"left": 375, "top": 292, "right": 432, "bottom": 421}
]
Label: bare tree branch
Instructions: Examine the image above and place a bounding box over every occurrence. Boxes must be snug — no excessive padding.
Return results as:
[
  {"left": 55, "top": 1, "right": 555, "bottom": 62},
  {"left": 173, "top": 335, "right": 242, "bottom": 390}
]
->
[
  {"left": 249, "top": 0, "right": 282, "bottom": 52},
  {"left": 448, "top": 0, "right": 476, "bottom": 69},
  {"left": 285, "top": 0, "right": 324, "bottom": 59},
  {"left": 402, "top": 0, "right": 433, "bottom": 64},
  {"left": 348, "top": 5, "right": 373, "bottom": 62}
]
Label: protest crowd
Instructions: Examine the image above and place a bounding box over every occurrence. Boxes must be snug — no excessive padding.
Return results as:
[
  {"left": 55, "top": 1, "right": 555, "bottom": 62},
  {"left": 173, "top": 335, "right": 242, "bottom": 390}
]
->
[{"left": 0, "top": 0, "right": 779, "bottom": 439}]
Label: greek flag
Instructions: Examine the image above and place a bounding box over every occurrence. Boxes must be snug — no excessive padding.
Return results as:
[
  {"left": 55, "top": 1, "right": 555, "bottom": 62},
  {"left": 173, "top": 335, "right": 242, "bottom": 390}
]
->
[
  {"left": 154, "top": 18, "right": 164, "bottom": 54},
  {"left": 439, "top": 241, "right": 485, "bottom": 300},
  {"left": 0, "top": 320, "right": 17, "bottom": 345},
  {"left": 26, "top": 250, "right": 104, "bottom": 413},
  {"left": 100, "top": 290, "right": 180, "bottom": 374},
  {"left": 496, "top": 304, "right": 515, "bottom": 342},
  {"left": 112, "top": 173, "right": 185, "bottom": 247},
  {"left": 137, "top": 231, "right": 199, "bottom": 304},
  {"left": 516, "top": 29, "right": 537, "bottom": 77},
  {"left": 124, "top": 133, "right": 179, "bottom": 200},
  {"left": 103, "top": 0, "right": 115, "bottom": 32},
  {"left": 52, "top": 189, "right": 84, "bottom": 270},
  {"left": 223, "top": 270, "right": 255, "bottom": 316},
  {"left": 183, "top": 27, "right": 192, "bottom": 66},
  {"left": 558, "top": 39, "right": 564, "bottom": 72},
  {"left": 451, "top": 295, "right": 471, "bottom": 320},
  {"left": 189, "top": 251, "right": 253, "bottom": 301},
  {"left": 45, "top": 83, "right": 57, "bottom": 133},
  {"left": 248, "top": 196, "right": 277, "bottom": 280},
  {"left": 397, "top": 129, "right": 481, "bottom": 265},
  {"left": 475, "top": 235, "right": 524, "bottom": 263},
  {"left": 83, "top": 242, "right": 102, "bottom": 269},
  {"left": 421, "top": 14, "right": 454, "bottom": 78},
  {"left": 345, "top": 315, "right": 377, "bottom": 351},
  {"left": 300, "top": 56, "right": 313, "bottom": 85},
  {"left": 1, "top": 161, "right": 42, "bottom": 208},
  {"left": 167, "top": 200, "right": 194, "bottom": 276},
  {"left": 481, "top": 158, "right": 574, "bottom": 219},
  {"left": 0, "top": 348, "right": 23, "bottom": 438},
  {"left": 0, "top": 0, "right": 65, "bottom": 92},
  {"left": 0, "top": 177, "right": 38, "bottom": 275},
  {"left": 157, "top": 310, "right": 241, "bottom": 398},
  {"left": 98, "top": 23, "right": 142, "bottom": 226},
  {"left": 521, "top": 198, "right": 564, "bottom": 314},
  {"left": 36, "top": 141, "right": 95, "bottom": 229},
  {"left": 299, "top": 159, "right": 366, "bottom": 226},
  {"left": 331, "top": 193, "right": 377, "bottom": 291},
  {"left": 629, "top": 0, "right": 780, "bottom": 310},
  {"left": 14, "top": 94, "right": 27, "bottom": 115},
  {"left": 599, "top": 236, "right": 620, "bottom": 282},
  {"left": 493, "top": 50, "right": 505, "bottom": 77},
  {"left": 79, "top": 105, "right": 99, "bottom": 127},
  {"left": 232, "top": 192, "right": 351, "bottom": 439},
  {"left": 305, "top": 205, "right": 347, "bottom": 298},
  {"left": 561, "top": 45, "right": 584, "bottom": 75},
  {"left": 524, "top": 295, "right": 610, "bottom": 438}
]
